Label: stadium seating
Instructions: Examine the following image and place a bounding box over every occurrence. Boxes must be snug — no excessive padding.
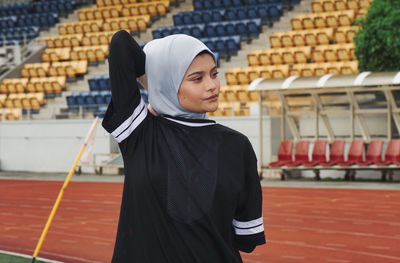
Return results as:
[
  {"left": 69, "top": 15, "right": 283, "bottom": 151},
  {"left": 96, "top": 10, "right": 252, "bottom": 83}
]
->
[
  {"left": 377, "top": 139, "right": 400, "bottom": 165},
  {"left": 319, "top": 140, "right": 345, "bottom": 166},
  {"left": 225, "top": 65, "right": 290, "bottom": 85},
  {"left": 0, "top": 26, "right": 39, "bottom": 44},
  {"left": 270, "top": 28, "right": 335, "bottom": 48},
  {"left": 0, "top": 2, "right": 30, "bottom": 16},
  {"left": 269, "top": 140, "right": 294, "bottom": 167},
  {"left": 88, "top": 75, "right": 111, "bottom": 91},
  {"left": 41, "top": 48, "right": 71, "bottom": 62},
  {"left": 285, "top": 140, "right": 310, "bottom": 167},
  {"left": 311, "top": 43, "right": 355, "bottom": 62},
  {"left": 358, "top": 140, "right": 384, "bottom": 165},
  {"left": 303, "top": 140, "right": 328, "bottom": 166},
  {"left": 45, "top": 34, "right": 83, "bottom": 48},
  {"left": 247, "top": 46, "right": 312, "bottom": 66},
  {"left": 337, "top": 139, "right": 364, "bottom": 166},
  {"left": 34, "top": 0, "right": 76, "bottom": 16},
  {"left": 0, "top": 108, "right": 21, "bottom": 121},
  {"left": 290, "top": 10, "right": 355, "bottom": 30}
]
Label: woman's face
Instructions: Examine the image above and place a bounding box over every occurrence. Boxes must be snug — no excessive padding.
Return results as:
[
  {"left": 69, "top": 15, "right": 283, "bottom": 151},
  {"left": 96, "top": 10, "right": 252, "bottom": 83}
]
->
[{"left": 178, "top": 53, "right": 220, "bottom": 113}]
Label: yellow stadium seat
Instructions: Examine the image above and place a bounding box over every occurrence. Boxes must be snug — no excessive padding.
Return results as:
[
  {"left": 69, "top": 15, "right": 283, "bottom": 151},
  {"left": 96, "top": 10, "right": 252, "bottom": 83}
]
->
[
  {"left": 312, "top": 1, "right": 324, "bottom": 13},
  {"left": 0, "top": 94, "right": 7, "bottom": 107}
]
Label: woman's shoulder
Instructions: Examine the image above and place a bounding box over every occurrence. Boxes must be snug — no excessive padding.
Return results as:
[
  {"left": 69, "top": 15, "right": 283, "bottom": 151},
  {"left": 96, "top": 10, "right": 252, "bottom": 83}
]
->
[{"left": 212, "top": 123, "right": 250, "bottom": 143}]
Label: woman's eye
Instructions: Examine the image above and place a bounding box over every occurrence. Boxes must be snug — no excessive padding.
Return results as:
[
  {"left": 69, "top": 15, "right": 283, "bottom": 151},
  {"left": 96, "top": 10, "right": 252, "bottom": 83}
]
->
[
  {"left": 192, "top": 77, "right": 202, "bottom": 82},
  {"left": 212, "top": 71, "right": 219, "bottom": 77}
]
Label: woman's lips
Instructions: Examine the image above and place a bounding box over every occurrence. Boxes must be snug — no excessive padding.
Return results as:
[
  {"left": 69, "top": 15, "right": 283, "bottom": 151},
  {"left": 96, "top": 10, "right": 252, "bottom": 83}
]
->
[{"left": 204, "top": 94, "right": 218, "bottom": 101}]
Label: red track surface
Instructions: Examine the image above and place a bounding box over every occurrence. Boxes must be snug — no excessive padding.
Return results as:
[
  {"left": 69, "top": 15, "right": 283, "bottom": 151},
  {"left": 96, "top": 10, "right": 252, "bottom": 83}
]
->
[{"left": 0, "top": 179, "right": 399, "bottom": 263}]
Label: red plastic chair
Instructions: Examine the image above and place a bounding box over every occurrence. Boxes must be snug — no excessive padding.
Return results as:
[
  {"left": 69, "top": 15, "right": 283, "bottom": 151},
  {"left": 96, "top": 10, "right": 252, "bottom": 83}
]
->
[
  {"left": 358, "top": 140, "right": 383, "bottom": 165},
  {"left": 320, "top": 140, "right": 345, "bottom": 166},
  {"left": 377, "top": 139, "right": 400, "bottom": 165},
  {"left": 269, "top": 140, "right": 293, "bottom": 167},
  {"left": 286, "top": 140, "right": 310, "bottom": 167},
  {"left": 303, "top": 140, "right": 327, "bottom": 167},
  {"left": 338, "top": 140, "right": 365, "bottom": 166}
]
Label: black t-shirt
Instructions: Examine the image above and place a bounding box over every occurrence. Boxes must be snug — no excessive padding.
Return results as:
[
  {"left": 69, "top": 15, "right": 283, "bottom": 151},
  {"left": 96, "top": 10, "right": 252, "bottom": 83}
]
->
[{"left": 102, "top": 30, "right": 265, "bottom": 263}]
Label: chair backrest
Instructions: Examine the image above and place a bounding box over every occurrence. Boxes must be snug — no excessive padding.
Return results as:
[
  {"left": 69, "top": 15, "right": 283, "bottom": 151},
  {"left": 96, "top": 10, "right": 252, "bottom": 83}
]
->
[
  {"left": 294, "top": 140, "right": 309, "bottom": 161},
  {"left": 312, "top": 140, "right": 327, "bottom": 162},
  {"left": 347, "top": 140, "right": 364, "bottom": 162},
  {"left": 365, "top": 140, "right": 383, "bottom": 162},
  {"left": 277, "top": 140, "right": 293, "bottom": 162},
  {"left": 329, "top": 140, "right": 345, "bottom": 162},
  {"left": 384, "top": 139, "right": 400, "bottom": 162}
]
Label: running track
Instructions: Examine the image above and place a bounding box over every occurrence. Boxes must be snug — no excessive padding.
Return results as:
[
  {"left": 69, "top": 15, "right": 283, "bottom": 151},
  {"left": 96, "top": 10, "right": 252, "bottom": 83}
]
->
[{"left": 0, "top": 179, "right": 399, "bottom": 263}]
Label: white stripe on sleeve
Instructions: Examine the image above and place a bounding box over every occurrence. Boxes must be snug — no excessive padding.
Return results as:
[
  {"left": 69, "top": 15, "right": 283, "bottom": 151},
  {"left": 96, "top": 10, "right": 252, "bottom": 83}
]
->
[
  {"left": 111, "top": 99, "right": 148, "bottom": 143},
  {"left": 232, "top": 217, "right": 264, "bottom": 236}
]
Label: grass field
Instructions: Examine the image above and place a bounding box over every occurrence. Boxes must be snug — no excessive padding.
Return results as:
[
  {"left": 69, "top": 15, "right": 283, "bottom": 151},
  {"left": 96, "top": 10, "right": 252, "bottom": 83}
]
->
[{"left": 0, "top": 253, "right": 47, "bottom": 263}]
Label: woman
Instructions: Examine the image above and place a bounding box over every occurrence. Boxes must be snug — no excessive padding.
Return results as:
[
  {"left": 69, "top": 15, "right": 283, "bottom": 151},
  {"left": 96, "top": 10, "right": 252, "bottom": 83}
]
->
[{"left": 102, "top": 30, "right": 265, "bottom": 263}]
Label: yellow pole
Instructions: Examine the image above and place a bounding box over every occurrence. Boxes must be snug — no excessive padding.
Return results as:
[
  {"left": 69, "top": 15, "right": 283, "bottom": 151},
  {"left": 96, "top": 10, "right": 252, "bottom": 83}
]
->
[{"left": 31, "top": 117, "right": 99, "bottom": 263}]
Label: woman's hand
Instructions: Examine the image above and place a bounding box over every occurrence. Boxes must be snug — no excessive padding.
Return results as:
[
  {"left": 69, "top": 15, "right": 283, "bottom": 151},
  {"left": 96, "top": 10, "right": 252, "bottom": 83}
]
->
[{"left": 148, "top": 104, "right": 158, "bottom": 116}]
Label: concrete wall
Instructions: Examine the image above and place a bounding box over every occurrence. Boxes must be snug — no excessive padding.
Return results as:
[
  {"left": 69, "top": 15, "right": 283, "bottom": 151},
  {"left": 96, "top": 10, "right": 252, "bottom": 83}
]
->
[
  {"left": 0, "top": 116, "right": 281, "bottom": 173},
  {"left": 0, "top": 119, "right": 112, "bottom": 173}
]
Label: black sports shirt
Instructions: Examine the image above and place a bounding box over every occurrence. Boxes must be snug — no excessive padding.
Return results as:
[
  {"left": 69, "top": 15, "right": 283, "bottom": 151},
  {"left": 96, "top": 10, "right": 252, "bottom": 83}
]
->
[{"left": 102, "top": 31, "right": 266, "bottom": 263}]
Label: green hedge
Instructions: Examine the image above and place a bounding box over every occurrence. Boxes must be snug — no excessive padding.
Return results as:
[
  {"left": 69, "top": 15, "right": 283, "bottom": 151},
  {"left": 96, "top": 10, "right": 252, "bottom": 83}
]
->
[{"left": 354, "top": 0, "right": 400, "bottom": 72}]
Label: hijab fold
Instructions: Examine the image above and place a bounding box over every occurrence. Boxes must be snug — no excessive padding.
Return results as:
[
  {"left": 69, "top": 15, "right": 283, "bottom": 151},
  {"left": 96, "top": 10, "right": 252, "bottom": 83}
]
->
[{"left": 143, "top": 34, "right": 215, "bottom": 119}]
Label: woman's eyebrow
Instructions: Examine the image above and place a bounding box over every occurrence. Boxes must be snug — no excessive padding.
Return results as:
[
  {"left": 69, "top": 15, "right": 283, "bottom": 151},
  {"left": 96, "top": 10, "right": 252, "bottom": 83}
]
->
[
  {"left": 187, "top": 71, "right": 204, "bottom": 77},
  {"left": 187, "top": 66, "right": 217, "bottom": 77}
]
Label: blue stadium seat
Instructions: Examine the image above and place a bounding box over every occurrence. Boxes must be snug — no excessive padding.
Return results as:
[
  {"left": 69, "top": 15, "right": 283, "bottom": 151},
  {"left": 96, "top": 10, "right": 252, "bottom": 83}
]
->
[
  {"left": 203, "top": 0, "right": 213, "bottom": 9},
  {"left": 223, "top": 0, "right": 233, "bottom": 6},
  {"left": 237, "top": 9, "right": 247, "bottom": 20},
  {"left": 211, "top": 10, "right": 223, "bottom": 22},
  {"left": 84, "top": 92, "right": 96, "bottom": 105},
  {"left": 99, "top": 75, "right": 110, "bottom": 90},
  {"left": 214, "top": 0, "right": 223, "bottom": 8},
  {"left": 232, "top": 0, "right": 242, "bottom": 6},
  {"left": 193, "top": 12, "right": 202, "bottom": 24},
  {"left": 193, "top": 1, "right": 203, "bottom": 10},
  {"left": 182, "top": 13, "right": 193, "bottom": 24},
  {"left": 202, "top": 12, "right": 212, "bottom": 23},
  {"left": 226, "top": 23, "right": 236, "bottom": 36},
  {"left": 152, "top": 29, "right": 162, "bottom": 39},
  {"left": 225, "top": 9, "right": 237, "bottom": 21},
  {"left": 191, "top": 26, "right": 203, "bottom": 38},
  {"left": 89, "top": 77, "right": 99, "bottom": 91},
  {"left": 173, "top": 14, "right": 184, "bottom": 26}
]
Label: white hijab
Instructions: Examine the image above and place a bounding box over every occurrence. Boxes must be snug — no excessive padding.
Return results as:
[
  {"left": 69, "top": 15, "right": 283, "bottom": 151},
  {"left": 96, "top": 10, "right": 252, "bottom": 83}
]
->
[{"left": 143, "top": 34, "right": 215, "bottom": 119}]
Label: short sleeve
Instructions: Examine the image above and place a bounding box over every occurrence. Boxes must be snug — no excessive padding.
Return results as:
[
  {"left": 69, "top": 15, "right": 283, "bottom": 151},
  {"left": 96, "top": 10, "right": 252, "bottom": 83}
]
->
[
  {"left": 102, "top": 30, "right": 148, "bottom": 143},
  {"left": 233, "top": 138, "right": 266, "bottom": 252}
]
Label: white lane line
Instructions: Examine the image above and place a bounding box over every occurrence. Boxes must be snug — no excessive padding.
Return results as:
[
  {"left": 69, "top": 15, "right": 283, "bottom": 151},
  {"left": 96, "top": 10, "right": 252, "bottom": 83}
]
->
[
  {"left": 281, "top": 229, "right": 299, "bottom": 232},
  {"left": 281, "top": 255, "right": 305, "bottom": 260},
  {"left": 61, "top": 239, "right": 77, "bottom": 244},
  {"left": 0, "top": 249, "right": 63, "bottom": 263},
  {"left": 319, "top": 220, "right": 337, "bottom": 224},
  {"left": 93, "top": 241, "right": 111, "bottom": 246},
  {"left": 285, "top": 218, "right": 304, "bottom": 222},
  {"left": 326, "top": 259, "right": 350, "bottom": 263},
  {"left": 377, "top": 213, "right": 395, "bottom": 217},
  {"left": 326, "top": 243, "right": 347, "bottom": 248},
  {"left": 352, "top": 222, "right": 371, "bottom": 225},
  {"left": 367, "top": 246, "right": 390, "bottom": 250},
  {"left": 270, "top": 240, "right": 400, "bottom": 261},
  {"left": 343, "top": 212, "right": 361, "bottom": 216},
  {"left": 2, "top": 234, "right": 17, "bottom": 239}
]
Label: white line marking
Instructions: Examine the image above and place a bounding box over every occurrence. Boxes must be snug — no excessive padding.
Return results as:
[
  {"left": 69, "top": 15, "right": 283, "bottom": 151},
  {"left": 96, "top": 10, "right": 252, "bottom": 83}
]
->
[
  {"left": 326, "top": 259, "right": 350, "bottom": 263},
  {"left": 281, "top": 255, "right": 305, "bottom": 260},
  {"left": 367, "top": 246, "right": 390, "bottom": 250},
  {"left": 0, "top": 249, "right": 63, "bottom": 263},
  {"left": 270, "top": 240, "right": 400, "bottom": 260},
  {"left": 326, "top": 243, "right": 347, "bottom": 247},
  {"left": 61, "top": 239, "right": 77, "bottom": 244}
]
